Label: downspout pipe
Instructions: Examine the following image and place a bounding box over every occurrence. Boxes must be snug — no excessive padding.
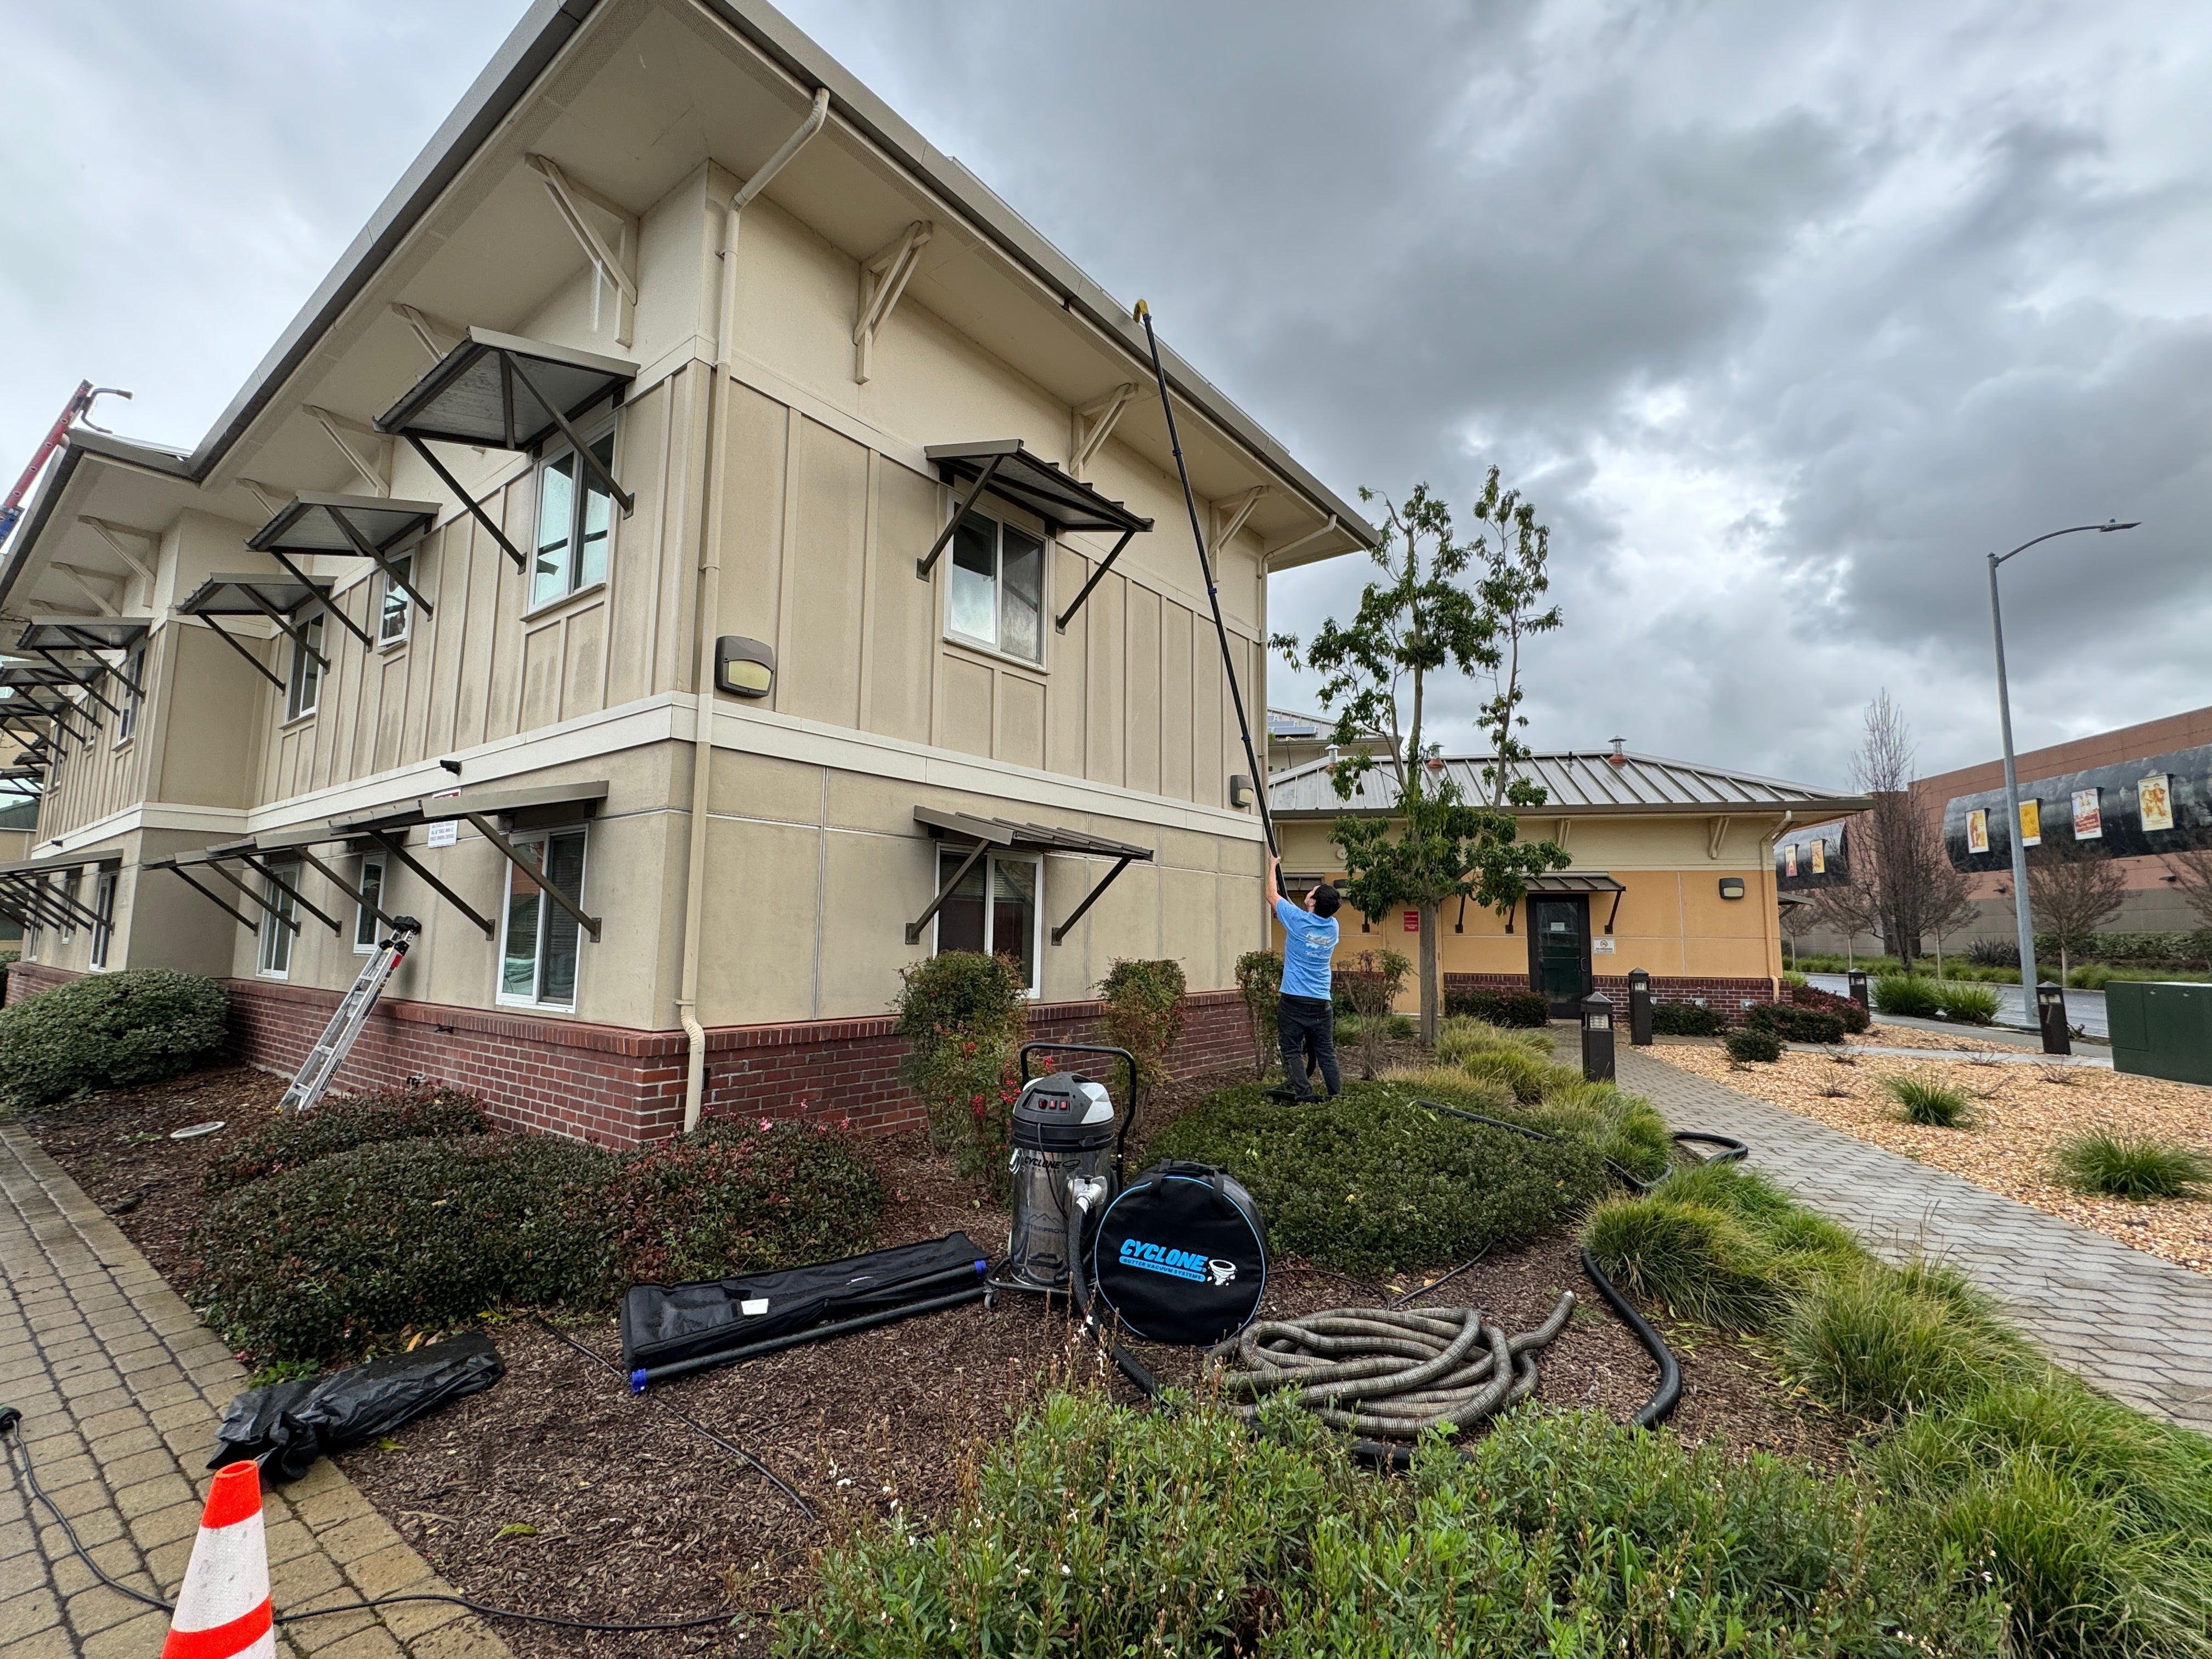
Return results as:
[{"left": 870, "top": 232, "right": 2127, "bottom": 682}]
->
[{"left": 678, "top": 87, "right": 831, "bottom": 1133}]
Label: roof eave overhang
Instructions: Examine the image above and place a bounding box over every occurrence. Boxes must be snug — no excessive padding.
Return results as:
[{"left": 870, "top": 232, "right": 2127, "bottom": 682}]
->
[{"left": 1272, "top": 797, "right": 1876, "bottom": 821}]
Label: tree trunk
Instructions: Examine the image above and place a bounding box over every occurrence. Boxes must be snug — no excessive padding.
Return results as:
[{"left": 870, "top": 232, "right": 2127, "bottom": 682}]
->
[{"left": 1418, "top": 901, "right": 1441, "bottom": 1046}]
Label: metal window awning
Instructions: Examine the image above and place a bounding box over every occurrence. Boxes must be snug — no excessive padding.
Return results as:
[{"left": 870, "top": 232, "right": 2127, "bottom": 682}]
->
[
  {"left": 175, "top": 572, "right": 335, "bottom": 691},
  {"left": 912, "top": 442, "right": 1153, "bottom": 633},
  {"left": 18, "top": 617, "right": 150, "bottom": 655},
  {"left": 0, "top": 848, "right": 122, "bottom": 934},
  {"left": 1499, "top": 871, "right": 1627, "bottom": 935},
  {"left": 908, "top": 805, "right": 1155, "bottom": 947},
  {"left": 146, "top": 854, "right": 269, "bottom": 936},
  {"left": 374, "top": 328, "right": 640, "bottom": 571},
  {"left": 246, "top": 492, "right": 440, "bottom": 627},
  {"left": 328, "top": 778, "right": 609, "bottom": 943},
  {"left": 0, "top": 689, "right": 94, "bottom": 747}
]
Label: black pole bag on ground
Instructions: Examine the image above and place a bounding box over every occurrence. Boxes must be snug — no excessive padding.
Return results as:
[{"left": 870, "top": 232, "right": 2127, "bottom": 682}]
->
[
  {"left": 1086, "top": 1162, "right": 1267, "bottom": 1346},
  {"left": 619, "top": 1231, "right": 989, "bottom": 1390},
  {"left": 212, "top": 1331, "right": 505, "bottom": 1482}
]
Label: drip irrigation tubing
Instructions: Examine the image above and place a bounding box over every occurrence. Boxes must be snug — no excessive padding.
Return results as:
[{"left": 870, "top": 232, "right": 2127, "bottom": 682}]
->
[
  {"left": 0, "top": 1406, "right": 781, "bottom": 1635},
  {"left": 1133, "top": 299, "right": 1276, "bottom": 859}
]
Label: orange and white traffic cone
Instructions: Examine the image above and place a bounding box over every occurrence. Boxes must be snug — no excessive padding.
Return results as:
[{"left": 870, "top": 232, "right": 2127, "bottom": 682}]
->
[{"left": 161, "top": 1461, "right": 275, "bottom": 1659}]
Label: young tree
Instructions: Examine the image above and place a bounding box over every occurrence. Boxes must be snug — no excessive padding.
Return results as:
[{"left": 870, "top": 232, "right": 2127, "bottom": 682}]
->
[
  {"left": 1810, "top": 875, "right": 1880, "bottom": 969},
  {"left": 1923, "top": 855, "right": 1980, "bottom": 981},
  {"left": 1779, "top": 897, "right": 1820, "bottom": 968},
  {"left": 2027, "top": 837, "right": 2127, "bottom": 981},
  {"left": 2165, "top": 848, "right": 2212, "bottom": 961},
  {"left": 1844, "top": 692, "right": 1959, "bottom": 971},
  {"left": 1272, "top": 478, "right": 1566, "bottom": 1045},
  {"left": 1467, "top": 470, "right": 1562, "bottom": 809}
]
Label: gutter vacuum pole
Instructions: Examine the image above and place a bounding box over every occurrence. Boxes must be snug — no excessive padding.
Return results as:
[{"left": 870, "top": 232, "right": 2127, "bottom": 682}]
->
[{"left": 1133, "top": 300, "right": 1277, "bottom": 860}]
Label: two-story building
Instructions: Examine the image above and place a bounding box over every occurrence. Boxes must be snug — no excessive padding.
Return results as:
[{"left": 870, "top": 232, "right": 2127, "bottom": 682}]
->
[{"left": 0, "top": 0, "right": 1375, "bottom": 1144}]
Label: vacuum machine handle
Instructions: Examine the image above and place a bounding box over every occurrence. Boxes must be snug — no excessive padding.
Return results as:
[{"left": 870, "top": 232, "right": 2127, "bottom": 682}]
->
[{"left": 1016, "top": 1042, "right": 1141, "bottom": 1178}]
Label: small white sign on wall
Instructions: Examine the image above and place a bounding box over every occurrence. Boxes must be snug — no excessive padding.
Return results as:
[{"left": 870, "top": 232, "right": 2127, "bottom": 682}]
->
[
  {"left": 426, "top": 818, "right": 459, "bottom": 849},
  {"left": 1592, "top": 936, "right": 1616, "bottom": 954}
]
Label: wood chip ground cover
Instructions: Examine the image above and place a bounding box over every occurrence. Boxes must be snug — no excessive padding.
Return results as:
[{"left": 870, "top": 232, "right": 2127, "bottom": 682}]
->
[
  {"left": 1650, "top": 1034, "right": 2212, "bottom": 1276},
  {"left": 29, "top": 1066, "right": 1848, "bottom": 1659}
]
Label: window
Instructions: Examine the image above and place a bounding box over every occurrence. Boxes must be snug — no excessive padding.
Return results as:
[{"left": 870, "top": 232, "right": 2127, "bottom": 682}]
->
[
  {"left": 285, "top": 616, "right": 325, "bottom": 721},
  {"left": 59, "top": 872, "right": 79, "bottom": 943},
  {"left": 257, "top": 861, "right": 301, "bottom": 976},
  {"left": 946, "top": 512, "right": 1045, "bottom": 664},
  {"left": 377, "top": 557, "right": 413, "bottom": 646},
  {"left": 353, "top": 854, "right": 387, "bottom": 951},
  {"left": 498, "top": 828, "right": 588, "bottom": 1008},
  {"left": 932, "top": 849, "right": 1040, "bottom": 995},
  {"left": 116, "top": 646, "right": 144, "bottom": 743},
  {"left": 90, "top": 871, "right": 114, "bottom": 969},
  {"left": 532, "top": 429, "right": 615, "bottom": 608}
]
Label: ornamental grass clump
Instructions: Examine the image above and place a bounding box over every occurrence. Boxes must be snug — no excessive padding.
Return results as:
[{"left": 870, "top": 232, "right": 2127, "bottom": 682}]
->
[
  {"left": 1148, "top": 1079, "right": 1605, "bottom": 1275},
  {"left": 1935, "top": 981, "right": 2004, "bottom": 1025},
  {"left": 0, "top": 968, "right": 228, "bottom": 1109},
  {"left": 1884, "top": 1071, "right": 1977, "bottom": 1128},
  {"left": 1874, "top": 973, "right": 1943, "bottom": 1018},
  {"left": 2053, "top": 1130, "right": 2212, "bottom": 1202},
  {"left": 1778, "top": 1257, "right": 2034, "bottom": 1424},
  {"left": 202, "top": 1085, "right": 487, "bottom": 1197}
]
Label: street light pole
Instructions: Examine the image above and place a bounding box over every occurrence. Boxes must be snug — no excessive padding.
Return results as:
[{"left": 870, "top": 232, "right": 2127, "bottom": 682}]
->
[{"left": 1984, "top": 520, "right": 2140, "bottom": 1048}]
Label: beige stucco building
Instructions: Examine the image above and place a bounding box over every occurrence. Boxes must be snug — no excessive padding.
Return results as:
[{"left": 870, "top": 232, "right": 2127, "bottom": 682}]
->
[{"left": 0, "top": 0, "right": 1375, "bottom": 1142}]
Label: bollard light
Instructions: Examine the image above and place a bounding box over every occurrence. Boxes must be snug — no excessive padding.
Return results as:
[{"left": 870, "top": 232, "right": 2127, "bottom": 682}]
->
[
  {"left": 1626, "top": 967, "right": 1654, "bottom": 1047},
  {"left": 1847, "top": 969, "right": 1869, "bottom": 1012},
  {"left": 1581, "top": 992, "right": 1616, "bottom": 1083},
  {"left": 2036, "top": 981, "right": 2071, "bottom": 1057}
]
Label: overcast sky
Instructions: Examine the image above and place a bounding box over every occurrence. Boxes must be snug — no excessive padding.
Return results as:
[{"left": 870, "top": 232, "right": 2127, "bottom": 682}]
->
[{"left": 5, "top": 1, "right": 2207, "bottom": 787}]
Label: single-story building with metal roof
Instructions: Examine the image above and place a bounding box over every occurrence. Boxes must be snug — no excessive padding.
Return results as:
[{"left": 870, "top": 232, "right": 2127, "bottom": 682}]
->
[{"left": 1269, "top": 743, "right": 1870, "bottom": 1017}]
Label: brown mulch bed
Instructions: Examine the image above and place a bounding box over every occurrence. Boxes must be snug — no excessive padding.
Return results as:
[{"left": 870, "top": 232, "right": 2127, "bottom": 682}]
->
[{"left": 26, "top": 1065, "right": 1850, "bottom": 1659}]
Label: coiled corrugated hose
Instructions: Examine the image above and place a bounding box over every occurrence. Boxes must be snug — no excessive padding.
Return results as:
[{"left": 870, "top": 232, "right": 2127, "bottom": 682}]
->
[{"left": 1203, "top": 1294, "right": 1576, "bottom": 1439}]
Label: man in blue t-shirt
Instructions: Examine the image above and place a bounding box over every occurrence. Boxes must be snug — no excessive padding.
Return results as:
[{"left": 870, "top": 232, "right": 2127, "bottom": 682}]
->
[{"left": 1267, "top": 854, "right": 1342, "bottom": 1101}]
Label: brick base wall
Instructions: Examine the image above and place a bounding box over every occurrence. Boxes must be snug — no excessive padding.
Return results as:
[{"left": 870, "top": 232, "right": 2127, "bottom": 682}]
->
[
  {"left": 4, "top": 963, "right": 1252, "bottom": 1149},
  {"left": 1444, "top": 970, "right": 1776, "bottom": 1019}
]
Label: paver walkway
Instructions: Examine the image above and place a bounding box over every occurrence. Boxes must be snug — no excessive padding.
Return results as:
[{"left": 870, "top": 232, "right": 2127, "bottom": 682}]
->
[
  {"left": 1620, "top": 1052, "right": 2212, "bottom": 1434},
  {"left": 0, "top": 1125, "right": 514, "bottom": 1659}
]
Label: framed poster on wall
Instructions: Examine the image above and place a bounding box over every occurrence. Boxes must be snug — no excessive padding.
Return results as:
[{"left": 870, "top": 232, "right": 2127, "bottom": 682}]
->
[
  {"left": 2019, "top": 799, "right": 2041, "bottom": 847},
  {"left": 1966, "top": 808, "right": 1989, "bottom": 855},
  {"left": 1785, "top": 844, "right": 1798, "bottom": 877},
  {"left": 2073, "top": 787, "right": 2103, "bottom": 840},
  {"left": 2140, "top": 774, "right": 2175, "bottom": 833},
  {"left": 1810, "top": 838, "right": 1827, "bottom": 874}
]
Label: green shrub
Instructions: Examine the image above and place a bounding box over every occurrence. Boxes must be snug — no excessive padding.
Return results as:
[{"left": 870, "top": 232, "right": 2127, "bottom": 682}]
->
[
  {"left": 1884, "top": 1072, "right": 1976, "bottom": 1128},
  {"left": 1874, "top": 973, "right": 1943, "bottom": 1017},
  {"left": 2053, "top": 1131, "right": 2212, "bottom": 1201},
  {"left": 1649, "top": 1000, "right": 1726, "bottom": 1036},
  {"left": 1148, "top": 1080, "right": 1606, "bottom": 1274},
  {"left": 618, "top": 1119, "right": 883, "bottom": 1283},
  {"left": 1441, "top": 986, "right": 1551, "bottom": 1027},
  {"left": 891, "top": 952, "right": 1026, "bottom": 1184},
  {"left": 1781, "top": 968, "right": 1809, "bottom": 988},
  {"left": 0, "top": 968, "right": 228, "bottom": 1108},
  {"left": 1936, "top": 982, "right": 2003, "bottom": 1025},
  {"left": 1233, "top": 948, "right": 1281, "bottom": 1078},
  {"left": 1724, "top": 1029, "right": 1783, "bottom": 1064},
  {"left": 1745, "top": 1001, "right": 1846, "bottom": 1043},
  {"left": 777, "top": 1393, "right": 1999, "bottom": 1659},
  {"left": 191, "top": 1135, "right": 623, "bottom": 1362},
  {"left": 1336, "top": 949, "right": 1410, "bottom": 1080},
  {"left": 1095, "top": 957, "right": 1186, "bottom": 1091},
  {"left": 1779, "top": 1257, "right": 2033, "bottom": 1422},
  {"left": 202, "top": 1086, "right": 487, "bottom": 1198}
]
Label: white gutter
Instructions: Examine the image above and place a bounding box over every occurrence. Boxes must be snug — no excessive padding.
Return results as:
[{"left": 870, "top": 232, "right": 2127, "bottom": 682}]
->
[{"left": 677, "top": 87, "right": 831, "bottom": 1133}]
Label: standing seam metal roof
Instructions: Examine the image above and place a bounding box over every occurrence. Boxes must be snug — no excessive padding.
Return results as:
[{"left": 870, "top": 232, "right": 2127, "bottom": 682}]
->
[{"left": 1268, "top": 752, "right": 1870, "bottom": 817}]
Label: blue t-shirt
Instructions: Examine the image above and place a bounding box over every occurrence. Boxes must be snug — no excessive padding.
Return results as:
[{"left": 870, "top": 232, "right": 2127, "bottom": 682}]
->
[{"left": 1275, "top": 897, "right": 1340, "bottom": 1001}]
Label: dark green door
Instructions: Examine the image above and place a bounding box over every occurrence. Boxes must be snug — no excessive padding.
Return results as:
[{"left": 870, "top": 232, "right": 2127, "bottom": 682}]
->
[{"left": 1530, "top": 897, "right": 1588, "bottom": 1016}]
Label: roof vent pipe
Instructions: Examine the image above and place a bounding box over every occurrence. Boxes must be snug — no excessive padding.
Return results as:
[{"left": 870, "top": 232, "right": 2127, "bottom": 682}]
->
[{"left": 1609, "top": 737, "right": 1627, "bottom": 765}]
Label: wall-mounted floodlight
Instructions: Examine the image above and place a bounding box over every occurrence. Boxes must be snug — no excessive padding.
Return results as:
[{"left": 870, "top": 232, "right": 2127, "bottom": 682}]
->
[
  {"left": 715, "top": 636, "right": 775, "bottom": 698},
  {"left": 1228, "top": 774, "right": 1255, "bottom": 809},
  {"left": 1718, "top": 877, "right": 1746, "bottom": 900}
]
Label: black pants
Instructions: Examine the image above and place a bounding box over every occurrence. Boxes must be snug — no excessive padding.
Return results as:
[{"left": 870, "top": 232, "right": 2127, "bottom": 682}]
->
[{"left": 1277, "top": 994, "right": 1340, "bottom": 1100}]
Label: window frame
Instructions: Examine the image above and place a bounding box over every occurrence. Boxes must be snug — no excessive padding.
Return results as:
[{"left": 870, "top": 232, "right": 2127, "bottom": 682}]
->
[
  {"left": 285, "top": 614, "right": 325, "bottom": 722},
  {"left": 930, "top": 847, "right": 1043, "bottom": 998},
  {"left": 941, "top": 507, "right": 1049, "bottom": 668},
  {"left": 58, "top": 871, "right": 79, "bottom": 943},
  {"left": 353, "top": 853, "right": 387, "bottom": 952},
  {"left": 377, "top": 555, "right": 414, "bottom": 648},
  {"left": 494, "top": 825, "right": 590, "bottom": 1012},
  {"left": 89, "top": 870, "right": 115, "bottom": 969},
  {"left": 256, "top": 860, "right": 301, "bottom": 977},
  {"left": 115, "top": 645, "right": 145, "bottom": 745},
  {"left": 529, "top": 418, "right": 618, "bottom": 613}
]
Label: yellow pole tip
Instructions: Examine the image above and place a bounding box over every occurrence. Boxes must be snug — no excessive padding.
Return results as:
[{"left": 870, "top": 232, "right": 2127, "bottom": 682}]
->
[{"left": 1133, "top": 299, "right": 1149, "bottom": 319}]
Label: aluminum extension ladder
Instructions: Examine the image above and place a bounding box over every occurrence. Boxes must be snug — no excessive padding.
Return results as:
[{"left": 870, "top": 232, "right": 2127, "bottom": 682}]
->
[{"left": 279, "top": 916, "right": 423, "bottom": 1114}]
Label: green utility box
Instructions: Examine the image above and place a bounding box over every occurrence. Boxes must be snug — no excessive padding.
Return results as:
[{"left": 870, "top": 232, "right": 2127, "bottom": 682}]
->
[{"left": 2106, "top": 981, "right": 2212, "bottom": 1086}]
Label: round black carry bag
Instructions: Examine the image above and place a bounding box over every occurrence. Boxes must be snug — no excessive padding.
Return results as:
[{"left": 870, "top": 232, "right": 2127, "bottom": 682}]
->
[{"left": 1087, "top": 1161, "right": 1266, "bottom": 1346}]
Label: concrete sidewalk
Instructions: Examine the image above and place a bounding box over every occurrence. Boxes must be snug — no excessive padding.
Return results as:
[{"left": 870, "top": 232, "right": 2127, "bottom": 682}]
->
[
  {"left": 0, "top": 1124, "right": 512, "bottom": 1659},
  {"left": 1621, "top": 1052, "right": 2212, "bottom": 1434}
]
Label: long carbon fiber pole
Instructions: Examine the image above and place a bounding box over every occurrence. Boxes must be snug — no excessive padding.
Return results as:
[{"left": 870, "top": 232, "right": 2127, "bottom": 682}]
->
[{"left": 1133, "top": 300, "right": 1277, "bottom": 858}]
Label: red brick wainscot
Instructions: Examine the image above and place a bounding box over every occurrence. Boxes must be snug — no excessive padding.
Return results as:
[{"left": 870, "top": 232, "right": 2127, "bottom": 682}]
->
[
  {"left": 1443, "top": 971, "right": 1777, "bottom": 1019},
  {"left": 5, "top": 966, "right": 1252, "bottom": 1148}
]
